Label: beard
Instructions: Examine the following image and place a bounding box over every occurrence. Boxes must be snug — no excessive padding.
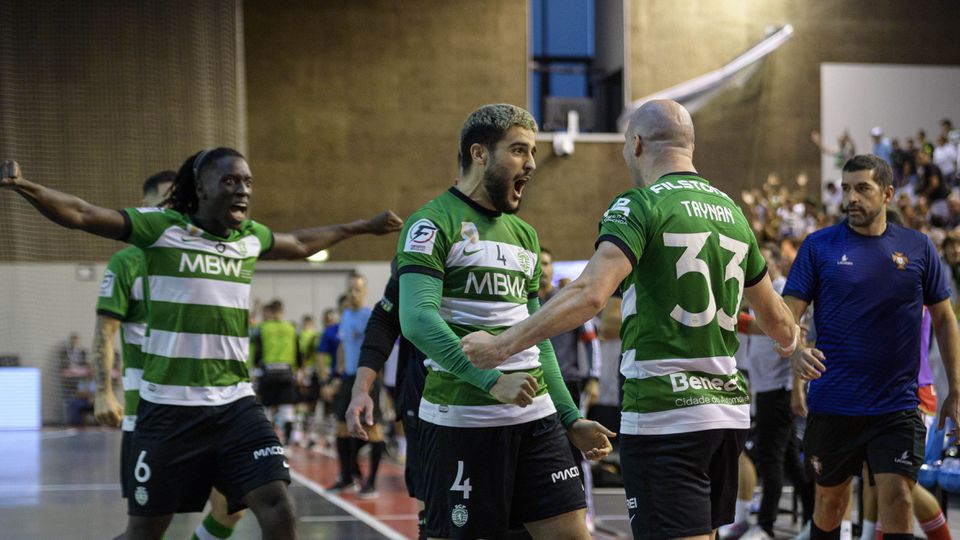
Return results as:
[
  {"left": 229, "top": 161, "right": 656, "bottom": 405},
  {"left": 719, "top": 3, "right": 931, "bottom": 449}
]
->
[
  {"left": 482, "top": 162, "right": 521, "bottom": 214},
  {"left": 843, "top": 203, "right": 882, "bottom": 227}
]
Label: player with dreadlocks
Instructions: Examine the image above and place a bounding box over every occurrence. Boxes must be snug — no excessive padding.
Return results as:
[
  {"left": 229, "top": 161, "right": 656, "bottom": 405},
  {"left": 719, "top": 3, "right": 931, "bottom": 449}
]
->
[{"left": 1, "top": 148, "right": 403, "bottom": 540}]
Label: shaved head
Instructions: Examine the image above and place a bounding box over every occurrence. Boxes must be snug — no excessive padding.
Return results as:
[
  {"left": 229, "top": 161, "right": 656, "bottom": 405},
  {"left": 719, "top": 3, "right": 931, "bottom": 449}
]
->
[
  {"left": 622, "top": 99, "right": 696, "bottom": 186},
  {"left": 626, "top": 99, "right": 695, "bottom": 149}
]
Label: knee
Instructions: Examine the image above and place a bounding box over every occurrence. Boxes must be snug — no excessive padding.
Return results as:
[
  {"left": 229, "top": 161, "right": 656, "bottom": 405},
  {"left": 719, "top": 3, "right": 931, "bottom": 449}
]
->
[
  {"left": 815, "top": 489, "right": 848, "bottom": 517},
  {"left": 256, "top": 489, "right": 295, "bottom": 524},
  {"left": 879, "top": 482, "right": 913, "bottom": 509}
]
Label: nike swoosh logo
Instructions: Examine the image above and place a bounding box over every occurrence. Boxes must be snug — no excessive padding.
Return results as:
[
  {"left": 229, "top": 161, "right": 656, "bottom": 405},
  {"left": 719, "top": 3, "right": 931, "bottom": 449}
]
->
[
  {"left": 282, "top": 461, "right": 290, "bottom": 469},
  {"left": 463, "top": 247, "right": 482, "bottom": 256}
]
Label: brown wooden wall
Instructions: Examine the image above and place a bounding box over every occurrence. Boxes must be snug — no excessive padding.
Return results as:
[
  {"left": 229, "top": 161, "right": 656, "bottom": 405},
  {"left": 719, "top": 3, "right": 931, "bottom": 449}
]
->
[
  {"left": 245, "top": 0, "right": 960, "bottom": 261},
  {"left": 244, "top": 0, "right": 530, "bottom": 260}
]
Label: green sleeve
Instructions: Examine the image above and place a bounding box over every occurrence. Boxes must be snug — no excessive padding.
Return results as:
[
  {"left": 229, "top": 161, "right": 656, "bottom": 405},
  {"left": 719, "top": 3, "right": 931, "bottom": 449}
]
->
[
  {"left": 249, "top": 220, "right": 274, "bottom": 257},
  {"left": 399, "top": 272, "right": 501, "bottom": 392},
  {"left": 527, "top": 297, "right": 581, "bottom": 428},
  {"left": 122, "top": 207, "right": 173, "bottom": 248},
  {"left": 596, "top": 191, "right": 648, "bottom": 267},
  {"left": 95, "top": 250, "right": 135, "bottom": 319}
]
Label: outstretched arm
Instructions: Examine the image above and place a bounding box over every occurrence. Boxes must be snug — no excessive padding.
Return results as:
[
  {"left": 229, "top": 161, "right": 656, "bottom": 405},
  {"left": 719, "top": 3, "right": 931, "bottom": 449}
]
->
[
  {"left": 1, "top": 160, "right": 127, "bottom": 239},
  {"left": 462, "top": 242, "right": 630, "bottom": 368},
  {"left": 263, "top": 210, "right": 403, "bottom": 260}
]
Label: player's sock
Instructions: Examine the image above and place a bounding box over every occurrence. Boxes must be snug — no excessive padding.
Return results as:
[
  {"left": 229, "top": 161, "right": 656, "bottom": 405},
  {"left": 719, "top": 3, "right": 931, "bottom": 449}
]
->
[
  {"left": 283, "top": 421, "right": 293, "bottom": 445},
  {"left": 335, "top": 436, "right": 353, "bottom": 483},
  {"left": 396, "top": 435, "right": 407, "bottom": 457},
  {"left": 859, "top": 520, "right": 876, "bottom": 540},
  {"left": 365, "top": 441, "right": 386, "bottom": 488},
  {"left": 875, "top": 522, "right": 882, "bottom": 540},
  {"left": 840, "top": 520, "right": 852, "bottom": 540},
  {"left": 191, "top": 513, "right": 234, "bottom": 540},
  {"left": 734, "top": 498, "right": 751, "bottom": 525},
  {"left": 350, "top": 439, "right": 363, "bottom": 481},
  {"left": 811, "top": 522, "right": 841, "bottom": 540},
  {"left": 920, "top": 512, "right": 951, "bottom": 540}
]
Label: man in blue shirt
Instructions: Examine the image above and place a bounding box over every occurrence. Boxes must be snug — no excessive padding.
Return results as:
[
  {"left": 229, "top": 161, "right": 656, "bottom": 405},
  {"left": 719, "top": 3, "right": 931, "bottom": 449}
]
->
[
  {"left": 328, "top": 274, "right": 384, "bottom": 497},
  {"left": 785, "top": 154, "right": 960, "bottom": 540}
]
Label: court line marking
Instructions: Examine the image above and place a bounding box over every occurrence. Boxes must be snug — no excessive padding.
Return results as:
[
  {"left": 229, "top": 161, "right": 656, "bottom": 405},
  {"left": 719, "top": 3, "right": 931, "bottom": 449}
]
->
[
  {"left": 0, "top": 483, "right": 119, "bottom": 492},
  {"left": 300, "top": 514, "right": 418, "bottom": 522},
  {"left": 290, "top": 469, "right": 408, "bottom": 540}
]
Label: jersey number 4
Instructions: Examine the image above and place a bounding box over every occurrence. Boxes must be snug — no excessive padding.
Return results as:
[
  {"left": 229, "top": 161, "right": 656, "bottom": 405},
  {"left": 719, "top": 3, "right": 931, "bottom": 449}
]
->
[{"left": 663, "top": 231, "right": 748, "bottom": 331}]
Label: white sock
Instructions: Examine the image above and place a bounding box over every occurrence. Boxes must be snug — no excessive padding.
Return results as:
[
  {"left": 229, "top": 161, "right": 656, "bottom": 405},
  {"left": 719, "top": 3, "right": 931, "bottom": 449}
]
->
[
  {"left": 840, "top": 520, "right": 853, "bottom": 540},
  {"left": 734, "top": 498, "right": 751, "bottom": 524},
  {"left": 859, "top": 520, "right": 876, "bottom": 540}
]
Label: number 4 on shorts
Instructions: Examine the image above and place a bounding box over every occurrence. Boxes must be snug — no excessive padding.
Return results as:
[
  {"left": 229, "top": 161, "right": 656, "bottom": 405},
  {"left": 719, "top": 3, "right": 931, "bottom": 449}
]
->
[{"left": 450, "top": 460, "right": 472, "bottom": 500}]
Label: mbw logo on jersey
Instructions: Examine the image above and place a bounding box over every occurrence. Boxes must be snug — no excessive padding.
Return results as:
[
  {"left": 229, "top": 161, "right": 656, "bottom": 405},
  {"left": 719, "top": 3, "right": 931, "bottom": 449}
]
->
[
  {"left": 179, "top": 253, "right": 242, "bottom": 277},
  {"left": 405, "top": 218, "right": 439, "bottom": 255}
]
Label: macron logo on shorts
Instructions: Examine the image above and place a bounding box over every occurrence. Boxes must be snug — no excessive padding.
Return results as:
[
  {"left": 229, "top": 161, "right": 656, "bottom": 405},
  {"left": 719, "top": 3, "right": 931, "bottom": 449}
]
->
[
  {"left": 253, "top": 445, "right": 285, "bottom": 460},
  {"left": 894, "top": 450, "right": 912, "bottom": 466},
  {"left": 550, "top": 466, "right": 580, "bottom": 483}
]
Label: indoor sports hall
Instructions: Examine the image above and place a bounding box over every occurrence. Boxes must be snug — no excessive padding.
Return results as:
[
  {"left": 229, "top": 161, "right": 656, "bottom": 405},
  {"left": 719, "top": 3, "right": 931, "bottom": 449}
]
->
[{"left": 3, "top": 1, "right": 960, "bottom": 539}]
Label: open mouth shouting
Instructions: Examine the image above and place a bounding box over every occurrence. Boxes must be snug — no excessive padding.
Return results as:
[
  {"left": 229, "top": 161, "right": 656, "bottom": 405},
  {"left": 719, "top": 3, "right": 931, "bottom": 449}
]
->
[{"left": 513, "top": 176, "right": 529, "bottom": 199}]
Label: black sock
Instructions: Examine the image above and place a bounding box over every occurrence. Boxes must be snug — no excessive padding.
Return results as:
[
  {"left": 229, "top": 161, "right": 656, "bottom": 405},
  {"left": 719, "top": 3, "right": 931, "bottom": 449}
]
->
[
  {"left": 350, "top": 439, "right": 363, "bottom": 479},
  {"left": 811, "top": 522, "right": 840, "bottom": 540},
  {"left": 366, "top": 441, "right": 386, "bottom": 487},
  {"left": 335, "top": 437, "right": 353, "bottom": 483},
  {"left": 283, "top": 421, "right": 293, "bottom": 445},
  {"left": 881, "top": 535, "right": 914, "bottom": 540}
]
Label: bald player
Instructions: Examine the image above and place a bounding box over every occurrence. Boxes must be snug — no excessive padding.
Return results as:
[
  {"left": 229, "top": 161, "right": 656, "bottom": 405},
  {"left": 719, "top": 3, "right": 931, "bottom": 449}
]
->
[{"left": 462, "top": 100, "right": 799, "bottom": 540}]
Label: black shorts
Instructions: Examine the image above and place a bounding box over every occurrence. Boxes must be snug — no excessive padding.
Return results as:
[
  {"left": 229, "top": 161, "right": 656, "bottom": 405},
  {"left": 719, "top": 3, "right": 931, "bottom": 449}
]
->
[
  {"left": 334, "top": 375, "right": 382, "bottom": 423},
  {"left": 121, "top": 429, "right": 134, "bottom": 498},
  {"left": 621, "top": 428, "right": 748, "bottom": 540},
  {"left": 804, "top": 409, "right": 925, "bottom": 486},
  {"left": 258, "top": 367, "right": 298, "bottom": 406},
  {"left": 402, "top": 409, "right": 421, "bottom": 499},
  {"left": 126, "top": 396, "right": 291, "bottom": 516},
  {"left": 419, "top": 414, "right": 586, "bottom": 539}
]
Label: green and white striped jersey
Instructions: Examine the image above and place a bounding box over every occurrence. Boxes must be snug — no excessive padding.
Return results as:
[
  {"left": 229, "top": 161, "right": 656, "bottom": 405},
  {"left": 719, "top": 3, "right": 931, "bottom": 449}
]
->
[
  {"left": 397, "top": 188, "right": 553, "bottom": 428},
  {"left": 96, "top": 246, "right": 147, "bottom": 431},
  {"left": 597, "top": 173, "right": 766, "bottom": 435},
  {"left": 122, "top": 207, "right": 273, "bottom": 406}
]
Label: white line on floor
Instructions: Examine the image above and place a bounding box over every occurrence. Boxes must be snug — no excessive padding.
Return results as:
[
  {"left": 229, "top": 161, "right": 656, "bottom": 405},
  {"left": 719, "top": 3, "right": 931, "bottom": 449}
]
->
[
  {"left": 290, "top": 470, "right": 409, "bottom": 540},
  {"left": 0, "top": 483, "right": 120, "bottom": 492},
  {"left": 300, "top": 514, "right": 418, "bottom": 522}
]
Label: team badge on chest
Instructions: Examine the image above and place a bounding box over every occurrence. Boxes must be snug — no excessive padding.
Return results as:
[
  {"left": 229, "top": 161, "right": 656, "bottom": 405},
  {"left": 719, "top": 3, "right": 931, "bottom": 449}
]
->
[{"left": 891, "top": 251, "right": 908, "bottom": 270}]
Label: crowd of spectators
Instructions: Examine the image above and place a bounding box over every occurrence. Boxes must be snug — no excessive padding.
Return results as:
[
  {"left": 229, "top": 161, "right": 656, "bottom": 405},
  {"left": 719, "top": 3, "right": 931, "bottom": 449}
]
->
[{"left": 742, "top": 119, "right": 960, "bottom": 310}]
